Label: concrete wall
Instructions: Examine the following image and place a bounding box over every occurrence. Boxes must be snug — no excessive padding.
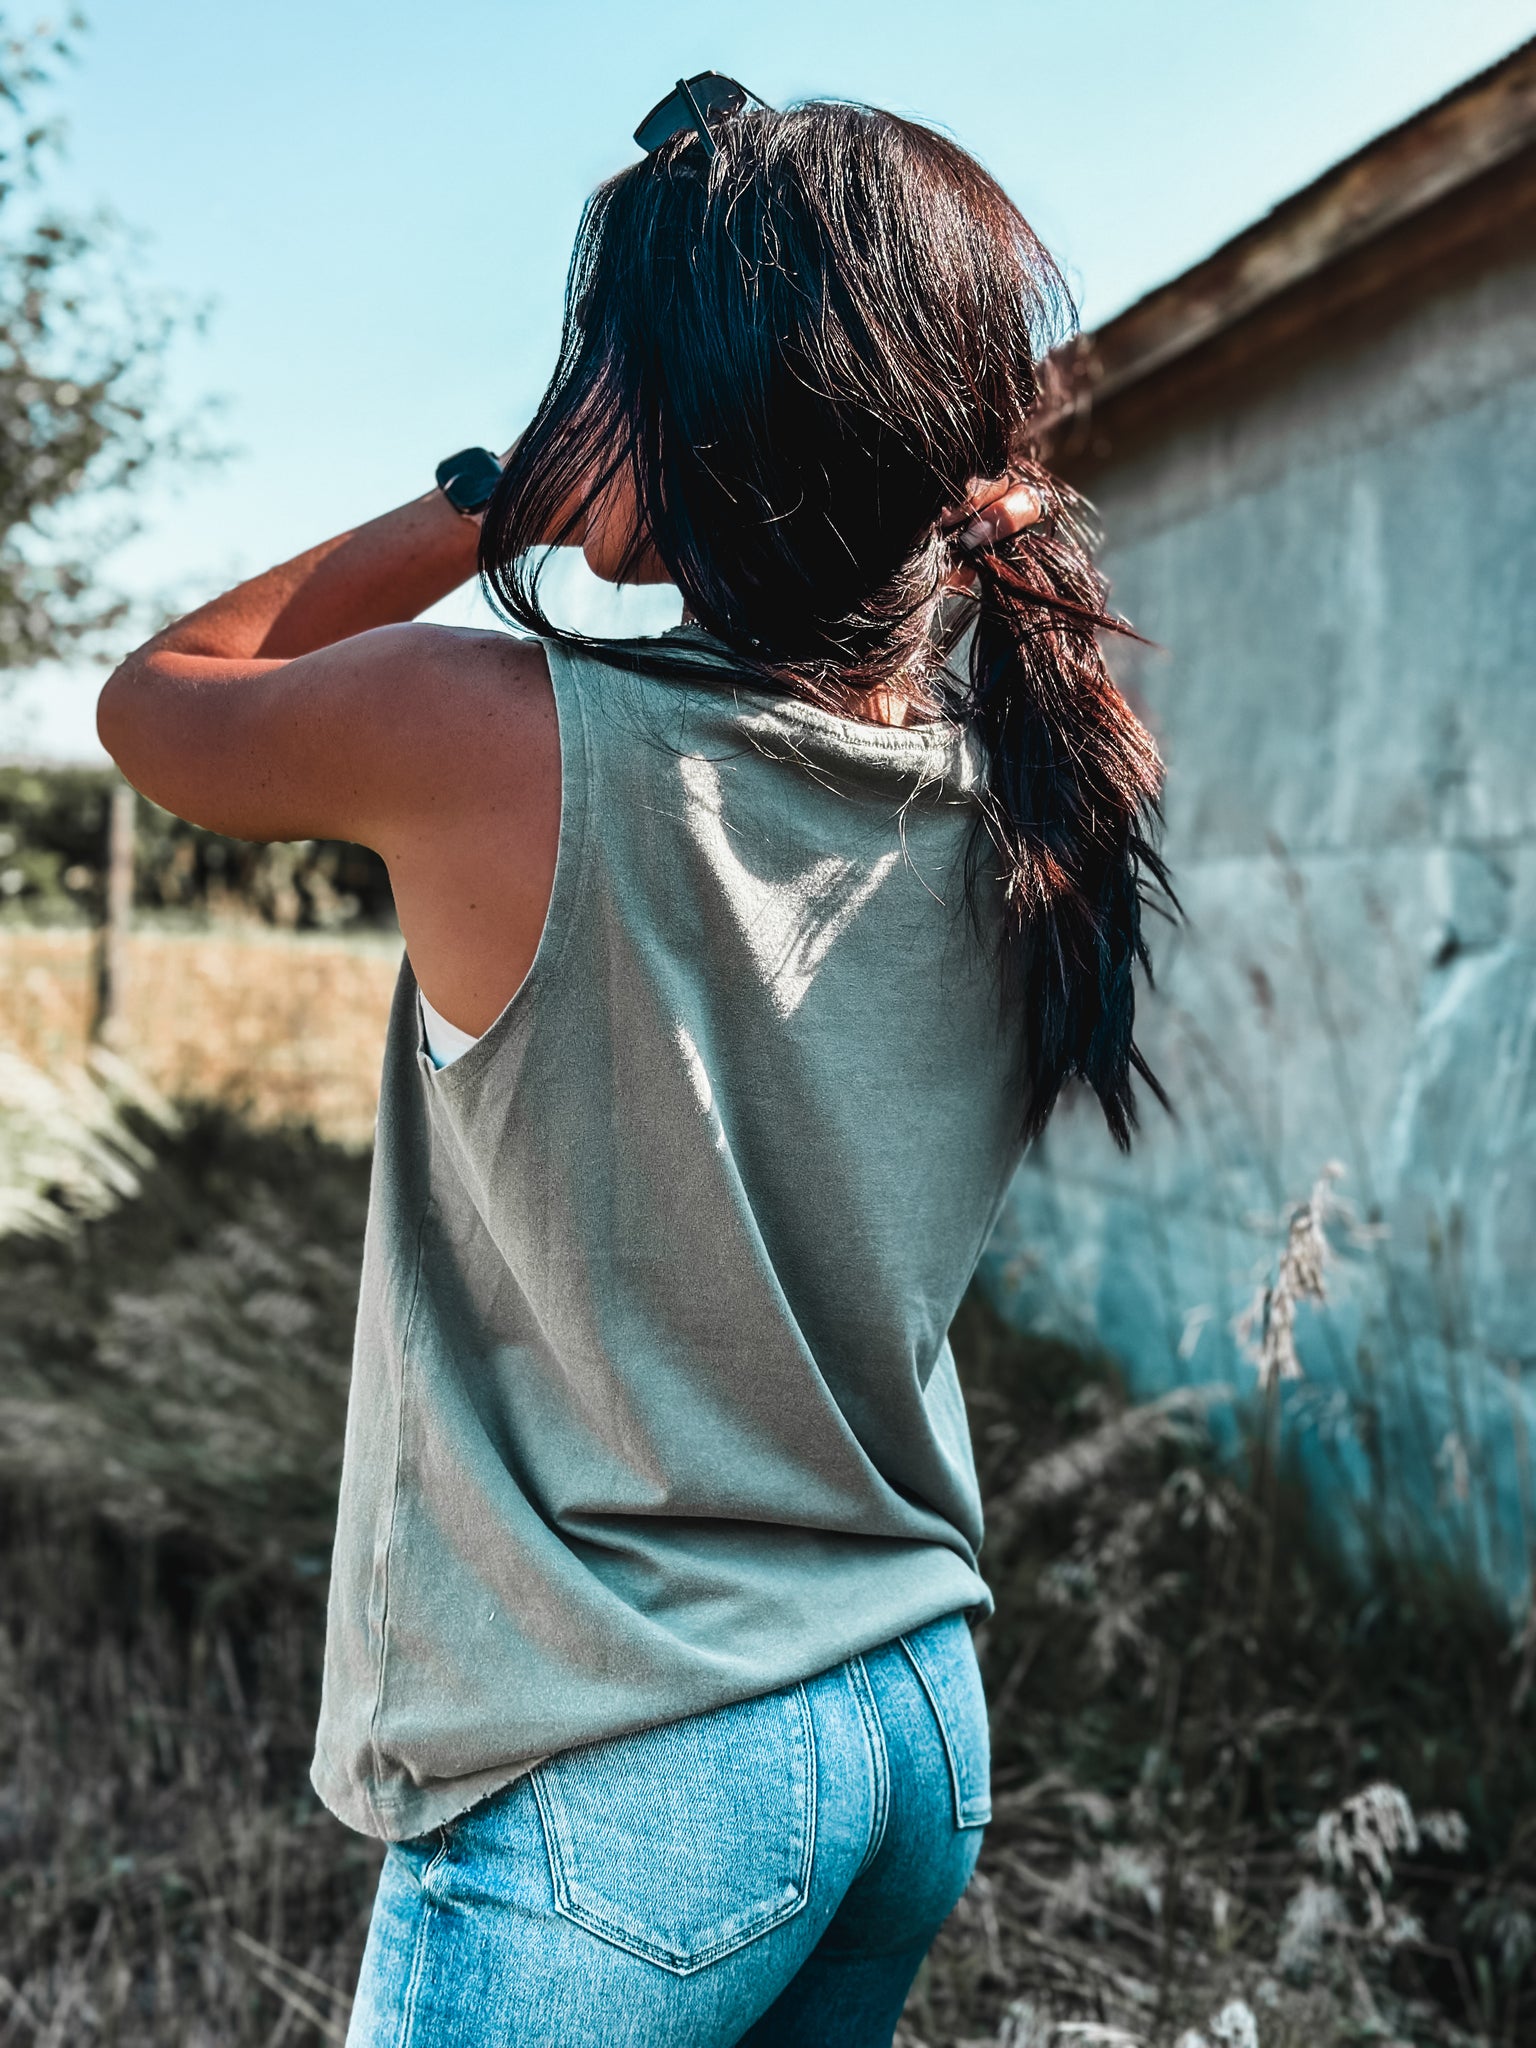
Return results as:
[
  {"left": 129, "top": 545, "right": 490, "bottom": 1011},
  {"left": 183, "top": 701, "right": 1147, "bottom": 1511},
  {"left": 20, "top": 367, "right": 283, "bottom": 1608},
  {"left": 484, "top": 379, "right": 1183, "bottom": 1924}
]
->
[{"left": 982, "top": 231, "right": 1536, "bottom": 1590}]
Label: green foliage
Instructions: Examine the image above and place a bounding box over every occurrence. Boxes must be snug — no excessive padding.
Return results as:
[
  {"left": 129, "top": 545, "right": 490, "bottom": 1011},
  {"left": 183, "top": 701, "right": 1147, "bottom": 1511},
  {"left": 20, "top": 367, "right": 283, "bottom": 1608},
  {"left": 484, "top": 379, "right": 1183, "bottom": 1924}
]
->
[
  {"left": 0, "top": 761, "right": 396, "bottom": 926},
  {"left": 0, "top": 12, "right": 214, "bottom": 674}
]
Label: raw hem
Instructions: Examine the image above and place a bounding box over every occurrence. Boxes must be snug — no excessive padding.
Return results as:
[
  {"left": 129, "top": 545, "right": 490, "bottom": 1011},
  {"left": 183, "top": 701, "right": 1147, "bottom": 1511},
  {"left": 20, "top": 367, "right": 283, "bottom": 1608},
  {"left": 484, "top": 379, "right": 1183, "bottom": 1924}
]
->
[
  {"left": 309, "top": 1571, "right": 992, "bottom": 1845},
  {"left": 309, "top": 1747, "right": 546, "bottom": 1845}
]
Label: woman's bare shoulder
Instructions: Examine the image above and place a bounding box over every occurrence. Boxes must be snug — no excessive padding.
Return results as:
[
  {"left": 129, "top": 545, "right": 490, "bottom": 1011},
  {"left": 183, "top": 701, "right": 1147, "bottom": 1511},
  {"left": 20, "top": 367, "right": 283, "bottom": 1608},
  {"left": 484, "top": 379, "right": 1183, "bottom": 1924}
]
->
[
  {"left": 97, "top": 619, "right": 555, "bottom": 851},
  {"left": 351, "top": 623, "right": 557, "bottom": 837}
]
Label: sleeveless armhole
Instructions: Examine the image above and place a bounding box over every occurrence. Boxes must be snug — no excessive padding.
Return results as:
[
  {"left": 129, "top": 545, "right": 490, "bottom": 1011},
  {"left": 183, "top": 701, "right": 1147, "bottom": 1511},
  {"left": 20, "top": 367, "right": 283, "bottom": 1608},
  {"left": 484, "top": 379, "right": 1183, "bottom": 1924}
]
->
[{"left": 412, "top": 635, "right": 592, "bottom": 1088}]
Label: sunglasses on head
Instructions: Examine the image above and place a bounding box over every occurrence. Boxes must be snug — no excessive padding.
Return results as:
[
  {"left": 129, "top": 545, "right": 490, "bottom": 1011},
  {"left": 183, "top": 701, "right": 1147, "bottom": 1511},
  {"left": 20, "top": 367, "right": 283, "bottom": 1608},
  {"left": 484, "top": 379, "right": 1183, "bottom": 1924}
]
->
[{"left": 633, "top": 72, "right": 771, "bottom": 160}]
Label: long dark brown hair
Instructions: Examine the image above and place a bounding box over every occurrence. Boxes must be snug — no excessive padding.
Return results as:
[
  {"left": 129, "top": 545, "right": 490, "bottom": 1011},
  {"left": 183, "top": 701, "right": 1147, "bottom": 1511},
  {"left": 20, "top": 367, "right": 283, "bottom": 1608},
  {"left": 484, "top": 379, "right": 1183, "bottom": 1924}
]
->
[{"left": 479, "top": 100, "right": 1172, "bottom": 1149}]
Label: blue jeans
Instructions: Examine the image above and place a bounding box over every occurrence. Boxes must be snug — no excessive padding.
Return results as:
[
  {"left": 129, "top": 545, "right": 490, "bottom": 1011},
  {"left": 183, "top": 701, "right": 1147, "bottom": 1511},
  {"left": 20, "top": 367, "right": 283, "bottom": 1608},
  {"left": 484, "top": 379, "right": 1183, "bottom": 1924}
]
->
[{"left": 347, "top": 1610, "right": 990, "bottom": 2047}]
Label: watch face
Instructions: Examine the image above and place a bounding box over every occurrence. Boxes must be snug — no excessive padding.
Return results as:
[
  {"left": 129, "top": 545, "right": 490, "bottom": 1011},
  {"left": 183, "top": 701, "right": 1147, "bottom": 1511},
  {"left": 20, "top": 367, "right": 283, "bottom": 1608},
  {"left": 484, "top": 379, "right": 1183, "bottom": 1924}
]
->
[{"left": 436, "top": 446, "right": 502, "bottom": 513}]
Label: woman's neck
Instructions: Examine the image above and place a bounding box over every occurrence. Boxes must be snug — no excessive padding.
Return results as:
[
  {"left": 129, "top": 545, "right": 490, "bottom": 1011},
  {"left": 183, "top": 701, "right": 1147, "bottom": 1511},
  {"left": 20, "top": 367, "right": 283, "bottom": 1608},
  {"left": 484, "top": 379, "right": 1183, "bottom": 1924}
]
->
[
  {"left": 679, "top": 604, "right": 934, "bottom": 729},
  {"left": 865, "top": 686, "right": 915, "bottom": 728}
]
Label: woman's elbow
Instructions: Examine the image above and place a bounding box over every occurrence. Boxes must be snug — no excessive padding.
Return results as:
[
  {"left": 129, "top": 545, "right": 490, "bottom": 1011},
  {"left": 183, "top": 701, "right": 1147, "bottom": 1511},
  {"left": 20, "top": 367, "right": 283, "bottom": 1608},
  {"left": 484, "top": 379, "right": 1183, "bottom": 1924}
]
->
[
  {"left": 96, "top": 653, "right": 159, "bottom": 775},
  {"left": 96, "top": 660, "right": 134, "bottom": 765}
]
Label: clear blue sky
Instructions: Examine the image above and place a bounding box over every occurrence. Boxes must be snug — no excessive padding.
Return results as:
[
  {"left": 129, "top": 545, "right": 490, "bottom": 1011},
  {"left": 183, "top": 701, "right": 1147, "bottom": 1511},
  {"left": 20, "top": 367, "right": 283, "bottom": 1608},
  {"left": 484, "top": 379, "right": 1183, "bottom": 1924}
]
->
[{"left": 7, "top": 0, "right": 1535, "bottom": 760}]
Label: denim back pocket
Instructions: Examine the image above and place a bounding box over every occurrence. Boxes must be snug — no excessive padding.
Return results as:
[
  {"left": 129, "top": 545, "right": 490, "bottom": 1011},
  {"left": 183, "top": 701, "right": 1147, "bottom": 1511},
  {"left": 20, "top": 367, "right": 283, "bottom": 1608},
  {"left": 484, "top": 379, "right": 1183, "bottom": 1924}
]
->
[
  {"left": 529, "top": 1682, "right": 816, "bottom": 1975},
  {"left": 899, "top": 1611, "right": 992, "bottom": 1828}
]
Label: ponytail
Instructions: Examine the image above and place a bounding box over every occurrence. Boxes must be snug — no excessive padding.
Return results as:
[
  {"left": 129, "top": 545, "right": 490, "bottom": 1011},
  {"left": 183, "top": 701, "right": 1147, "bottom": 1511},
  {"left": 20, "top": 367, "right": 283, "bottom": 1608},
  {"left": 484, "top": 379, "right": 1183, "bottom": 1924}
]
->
[
  {"left": 952, "top": 465, "right": 1174, "bottom": 1151},
  {"left": 483, "top": 96, "right": 1173, "bottom": 1151}
]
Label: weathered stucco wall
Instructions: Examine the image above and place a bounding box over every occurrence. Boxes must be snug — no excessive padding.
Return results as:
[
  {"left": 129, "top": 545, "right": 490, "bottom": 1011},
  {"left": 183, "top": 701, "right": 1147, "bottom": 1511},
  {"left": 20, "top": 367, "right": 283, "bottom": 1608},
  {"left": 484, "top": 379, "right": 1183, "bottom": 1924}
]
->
[{"left": 982, "top": 229, "right": 1536, "bottom": 1588}]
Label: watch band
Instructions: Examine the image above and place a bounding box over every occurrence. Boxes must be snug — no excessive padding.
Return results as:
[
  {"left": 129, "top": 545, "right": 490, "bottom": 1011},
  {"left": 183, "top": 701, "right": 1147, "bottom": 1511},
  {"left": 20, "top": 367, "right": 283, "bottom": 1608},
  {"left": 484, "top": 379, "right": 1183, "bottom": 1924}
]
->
[{"left": 435, "top": 445, "right": 503, "bottom": 517}]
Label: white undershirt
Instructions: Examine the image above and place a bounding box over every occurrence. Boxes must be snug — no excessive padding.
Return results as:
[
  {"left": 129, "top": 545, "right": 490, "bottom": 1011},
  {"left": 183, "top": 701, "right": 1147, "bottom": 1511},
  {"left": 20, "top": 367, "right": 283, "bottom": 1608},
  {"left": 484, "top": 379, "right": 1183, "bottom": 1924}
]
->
[{"left": 419, "top": 989, "right": 482, "bottom": 1070}]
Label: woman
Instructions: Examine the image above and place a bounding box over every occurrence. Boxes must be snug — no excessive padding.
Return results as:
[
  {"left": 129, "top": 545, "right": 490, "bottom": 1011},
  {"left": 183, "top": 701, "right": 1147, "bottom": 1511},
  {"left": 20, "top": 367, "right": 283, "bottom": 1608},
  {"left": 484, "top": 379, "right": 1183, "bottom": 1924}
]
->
[{"left": 98, "top": 78, "right": 1167, "bottom": 2048}]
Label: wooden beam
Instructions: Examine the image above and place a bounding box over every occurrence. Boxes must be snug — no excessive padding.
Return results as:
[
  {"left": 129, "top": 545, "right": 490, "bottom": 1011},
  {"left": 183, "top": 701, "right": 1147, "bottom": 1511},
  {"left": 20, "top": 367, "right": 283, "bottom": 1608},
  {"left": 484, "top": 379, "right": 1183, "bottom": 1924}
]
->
[
  {"left": 1044, "top": 36, "right": 1536, "bottom": 430},
  {"left": 95, "top": 778, "right": 136, "bottom": 1048},
  {"left": 1050, "top": 144, "right": 1536, "bottom": 484}
]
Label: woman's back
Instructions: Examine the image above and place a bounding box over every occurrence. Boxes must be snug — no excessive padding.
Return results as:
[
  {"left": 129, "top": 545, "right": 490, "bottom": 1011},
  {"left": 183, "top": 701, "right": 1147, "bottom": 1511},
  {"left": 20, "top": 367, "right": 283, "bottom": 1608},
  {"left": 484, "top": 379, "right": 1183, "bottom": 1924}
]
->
[
  {"left": 312, "top": 631, "right": 1027, "bottom": 1842},
  {"left": 98, "top": 81, "right": 1170, "bottom": 2038}
]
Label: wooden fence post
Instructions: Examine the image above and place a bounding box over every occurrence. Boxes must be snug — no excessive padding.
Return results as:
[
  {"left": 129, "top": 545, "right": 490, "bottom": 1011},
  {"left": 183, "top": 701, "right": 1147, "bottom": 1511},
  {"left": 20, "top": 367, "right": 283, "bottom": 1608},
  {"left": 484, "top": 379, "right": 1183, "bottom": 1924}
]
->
[{"left": 95, "top": 777, "right": 136, "bottom": 1047}]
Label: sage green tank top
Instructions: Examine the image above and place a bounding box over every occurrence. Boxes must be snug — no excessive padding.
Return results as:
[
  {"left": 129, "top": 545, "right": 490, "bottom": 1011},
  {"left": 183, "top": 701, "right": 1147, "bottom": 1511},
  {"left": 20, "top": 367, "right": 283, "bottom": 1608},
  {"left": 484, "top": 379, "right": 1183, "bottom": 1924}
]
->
[{"left": 311, "top": 629, "right": 1027, "bottom": 1842}]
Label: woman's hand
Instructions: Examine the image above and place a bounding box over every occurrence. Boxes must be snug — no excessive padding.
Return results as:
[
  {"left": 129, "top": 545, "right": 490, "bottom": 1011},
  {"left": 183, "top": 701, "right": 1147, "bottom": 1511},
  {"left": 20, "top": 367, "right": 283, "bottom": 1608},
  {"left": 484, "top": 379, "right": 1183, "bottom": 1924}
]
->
[{"left": 941, "top": 475, "right": 1045, "bottom": 590}]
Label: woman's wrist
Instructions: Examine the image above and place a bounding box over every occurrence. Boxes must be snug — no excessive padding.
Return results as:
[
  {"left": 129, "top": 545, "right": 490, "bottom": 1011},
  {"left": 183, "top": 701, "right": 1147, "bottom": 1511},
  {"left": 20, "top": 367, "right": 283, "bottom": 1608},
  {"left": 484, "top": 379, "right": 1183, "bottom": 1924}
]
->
[{"left": 435, "top": 446, "right": 504, "bottom": 523}]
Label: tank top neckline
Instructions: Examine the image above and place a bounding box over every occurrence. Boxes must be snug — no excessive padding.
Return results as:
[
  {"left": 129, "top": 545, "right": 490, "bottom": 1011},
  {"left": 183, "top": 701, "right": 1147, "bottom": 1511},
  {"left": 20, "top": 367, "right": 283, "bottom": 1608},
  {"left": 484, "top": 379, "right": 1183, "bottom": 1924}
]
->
[
  {"left": 418, "top": 628, "right": 976, "bottom": 1072},
  {"left": 654, "top": 624, "right": 968, "bottom": 761}
]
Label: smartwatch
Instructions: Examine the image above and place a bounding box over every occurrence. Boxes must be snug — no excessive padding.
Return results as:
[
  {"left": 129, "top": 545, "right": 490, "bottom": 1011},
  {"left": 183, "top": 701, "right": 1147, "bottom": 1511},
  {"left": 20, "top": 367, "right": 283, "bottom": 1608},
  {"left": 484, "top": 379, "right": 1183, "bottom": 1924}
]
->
[{"left": 435, "top": 445, "right": 503, "bottom": 517}]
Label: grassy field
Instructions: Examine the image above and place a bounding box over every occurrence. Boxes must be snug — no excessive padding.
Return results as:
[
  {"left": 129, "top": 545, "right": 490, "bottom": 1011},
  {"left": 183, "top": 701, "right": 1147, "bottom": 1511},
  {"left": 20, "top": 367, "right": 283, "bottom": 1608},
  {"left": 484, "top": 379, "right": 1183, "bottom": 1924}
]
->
[
  {"left": 1, "top": 1080, "right": 1534, "bottom": 2046},
  {"left": 0, "top": 763, "right": 401, "bottom": 1146}
]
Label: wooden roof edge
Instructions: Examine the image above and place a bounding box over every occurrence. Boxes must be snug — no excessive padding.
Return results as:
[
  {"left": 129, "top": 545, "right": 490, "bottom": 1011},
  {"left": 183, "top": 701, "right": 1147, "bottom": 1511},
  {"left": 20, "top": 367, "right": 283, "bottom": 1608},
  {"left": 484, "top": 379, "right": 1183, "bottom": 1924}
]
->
[{"left": 1039, "top": 35, "right": 1536, "bottom": 425}]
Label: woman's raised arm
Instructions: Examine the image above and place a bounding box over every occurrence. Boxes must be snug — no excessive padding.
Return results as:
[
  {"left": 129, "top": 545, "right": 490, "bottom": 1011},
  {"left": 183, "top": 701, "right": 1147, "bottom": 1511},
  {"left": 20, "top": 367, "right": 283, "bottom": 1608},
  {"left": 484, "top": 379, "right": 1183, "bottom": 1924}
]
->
[{"left": 93, "top": 450, "right": 562, "bottom": 850}]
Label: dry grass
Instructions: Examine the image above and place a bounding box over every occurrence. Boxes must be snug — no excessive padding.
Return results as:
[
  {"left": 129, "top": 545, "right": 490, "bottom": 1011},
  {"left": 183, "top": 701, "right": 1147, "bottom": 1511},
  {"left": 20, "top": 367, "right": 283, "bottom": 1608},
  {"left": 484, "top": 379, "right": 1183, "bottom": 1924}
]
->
[
  {"left": 0, "top": 926, "right": 400, "bottom": 1145},
  {"left": 1, "top": 1518, "right": 381, "bottom": 2046},
  {"left": 905, "top": 1297, "right": 1536, "bottom": 2048},
  {"left": 1, "top": 1086, "right": 1534, "bottom": 2045},
  {"left": 0, "top": 1093, "right": 379, "bottom": 2044}
]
